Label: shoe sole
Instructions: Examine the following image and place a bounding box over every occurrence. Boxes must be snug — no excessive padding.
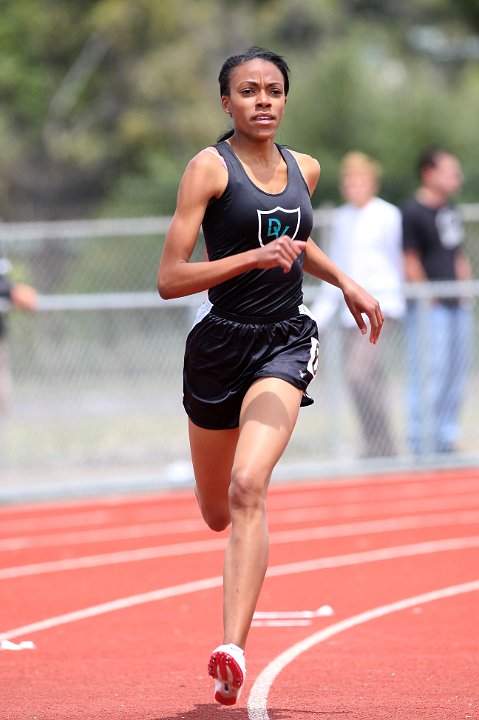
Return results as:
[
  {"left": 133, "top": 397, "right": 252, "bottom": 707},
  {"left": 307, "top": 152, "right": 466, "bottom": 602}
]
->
[{"left": 208, "top": 650, "right": 244, "bottom": 706}]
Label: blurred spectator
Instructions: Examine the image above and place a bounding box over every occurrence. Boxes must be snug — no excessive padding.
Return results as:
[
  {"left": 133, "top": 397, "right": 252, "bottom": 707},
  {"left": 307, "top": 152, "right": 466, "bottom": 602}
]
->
[
  {"left": 402, "top": 147, "right": 472, "bottom": 455},
  {"left": 312, "top": 152, "right": 405, "bottom": 458},
  {"left": 0, "top": 248, "right": 38, "bottom": 432}
]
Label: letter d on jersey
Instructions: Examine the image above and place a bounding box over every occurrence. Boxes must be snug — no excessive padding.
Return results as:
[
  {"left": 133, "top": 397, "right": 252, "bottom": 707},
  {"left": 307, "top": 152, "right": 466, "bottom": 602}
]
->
[{"left": 257, "top": 206, "right": 301, "bottom": 247}]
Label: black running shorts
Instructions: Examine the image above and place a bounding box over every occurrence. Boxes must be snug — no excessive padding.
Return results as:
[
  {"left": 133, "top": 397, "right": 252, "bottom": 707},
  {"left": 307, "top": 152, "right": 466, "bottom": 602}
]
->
[{"left": 183, "top": 301, "right": 320, "bottom": 430}]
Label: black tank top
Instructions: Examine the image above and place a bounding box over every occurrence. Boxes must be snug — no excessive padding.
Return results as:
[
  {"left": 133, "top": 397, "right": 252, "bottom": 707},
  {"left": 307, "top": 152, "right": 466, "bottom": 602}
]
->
[{"left": 202, "top": 141, "right": 313, "bottom": 317}]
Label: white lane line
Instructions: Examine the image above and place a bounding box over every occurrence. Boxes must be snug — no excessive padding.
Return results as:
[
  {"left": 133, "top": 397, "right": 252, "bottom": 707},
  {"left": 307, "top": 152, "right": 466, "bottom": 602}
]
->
[
  {"left": 267, "top": 493, "right": 479, "bottom": 523},
  {"left": 265, "top": 481, "right": 479, "bottom": 511},
  {"left": 2, "top": 496, "right": 479, "bottom": 551},
  {"left": 1, "top": 476, "right": 478, "bottom": 536},
  {"left": 0, "top": 510, "right": 115, "bottom": 536},
  {"left": 1, "top": 511, "right": 479, "bottom": 580},
  {"left": 0, "top": 575, "right": 222, "bottom": 642},
  {"left": 0, "top": 507, "right": 195, "bottom": 536},
  {"left": 1, "top": 468, "right": 476, "bottom": 523},
  {"left": 252, "top": 605, "right": 334, "bottom": 628},
  {"left": 252, "top": 620, "right": 313, "bottom": 627},
  {"left": 0, "top": 536, "right": 226, "bottom": 580},
  {"left": 269, "top": 510, "right": 479, "bottom": 546},
  {"left": 1, "top": 535, "right": 478, "bottom": 641},
  {"left": 253, "top": 606, "right": 334, "bottom": 620},
  {"left": 0, "top": 490, "right": 179, "bottom": 517},
  {"left": 0, "top": 517, "right": 207, "bottom": 550},
  {"left": 247, "top": 579, "right": 479, "bottom": 720},
  {"left": 0, "top": 504, "right": 479, "bottom": 552},
  {"left": 265, "top": 536, "right": 479, "bottom": 581}
]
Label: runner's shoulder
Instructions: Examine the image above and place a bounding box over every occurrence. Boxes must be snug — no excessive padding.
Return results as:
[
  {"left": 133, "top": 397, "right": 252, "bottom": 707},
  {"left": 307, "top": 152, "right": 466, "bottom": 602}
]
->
[{"left": 289, "top": 149, "right": 321, "bottom": 193}]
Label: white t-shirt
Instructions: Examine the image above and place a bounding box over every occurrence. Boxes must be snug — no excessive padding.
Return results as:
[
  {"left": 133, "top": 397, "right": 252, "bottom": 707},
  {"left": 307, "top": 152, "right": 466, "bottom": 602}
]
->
[{"left": 312, "top": 197, "right": 405, "bottom": 330}]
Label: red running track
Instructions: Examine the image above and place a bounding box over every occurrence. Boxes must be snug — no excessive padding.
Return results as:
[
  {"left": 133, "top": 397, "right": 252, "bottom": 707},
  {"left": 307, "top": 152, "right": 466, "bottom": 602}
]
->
[{"left": 1, "top": 468, "right": 478, "bottom": 720}]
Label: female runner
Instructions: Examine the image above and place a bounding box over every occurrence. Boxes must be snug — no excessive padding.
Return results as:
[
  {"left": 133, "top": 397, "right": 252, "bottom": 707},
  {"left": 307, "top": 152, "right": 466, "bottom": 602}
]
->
[{"left": 158, "top": 46, "right": 383, "bottom": 705}]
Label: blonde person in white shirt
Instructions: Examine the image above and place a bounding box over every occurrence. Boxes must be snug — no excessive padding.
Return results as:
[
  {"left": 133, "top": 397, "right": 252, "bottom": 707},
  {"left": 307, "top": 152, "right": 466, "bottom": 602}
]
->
[{"left": 312, "top": 152, "right": 405, "bottom": 457}]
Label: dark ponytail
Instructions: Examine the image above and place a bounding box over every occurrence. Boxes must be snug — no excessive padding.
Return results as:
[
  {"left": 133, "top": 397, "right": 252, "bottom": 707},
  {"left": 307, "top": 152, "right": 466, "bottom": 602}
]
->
[
  {"left": 217, "top": 128, "right": 235, "bottom": 143},
  {"left": 216, "top": 47, "right": 290, "bottom": 143}
]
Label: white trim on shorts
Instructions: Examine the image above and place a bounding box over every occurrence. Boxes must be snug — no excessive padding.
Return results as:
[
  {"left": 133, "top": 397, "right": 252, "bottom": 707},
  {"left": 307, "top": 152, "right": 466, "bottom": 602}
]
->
[
  {"left": 192, "top": 300, "right": 318, "bottom": 329},
  {"left": 192, "top": 299, "right": 213, "bottom": 328}
]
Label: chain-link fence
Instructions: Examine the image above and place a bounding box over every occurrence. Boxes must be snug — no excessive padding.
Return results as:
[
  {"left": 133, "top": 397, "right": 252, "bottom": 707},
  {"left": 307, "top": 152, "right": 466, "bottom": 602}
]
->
[{"left": 1, "top": 208, "right": 478, "bottom": 498}]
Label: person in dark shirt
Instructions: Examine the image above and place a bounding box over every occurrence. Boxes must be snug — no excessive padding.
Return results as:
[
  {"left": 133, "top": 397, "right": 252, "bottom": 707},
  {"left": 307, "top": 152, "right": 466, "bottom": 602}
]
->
[
  {"left": 402, "top": 147, "right": 472, "bottom": 455},
  {"left": 158, "top": 46, "right": 384, "bottom": 705}
]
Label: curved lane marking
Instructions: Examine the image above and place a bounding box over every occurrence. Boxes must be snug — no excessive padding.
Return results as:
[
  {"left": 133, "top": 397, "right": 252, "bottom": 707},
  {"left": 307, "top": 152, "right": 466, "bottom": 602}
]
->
[
  {"left": 1, "top": 535, "right": 478, "bottom": 641},
  {"left": 247, "top": 579, "right": 479, "bottom": 720}
]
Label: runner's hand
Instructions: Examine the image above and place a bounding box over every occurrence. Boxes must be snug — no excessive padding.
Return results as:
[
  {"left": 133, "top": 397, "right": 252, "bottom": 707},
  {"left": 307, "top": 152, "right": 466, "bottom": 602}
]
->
[
  {"left": 255, "top": 237, "right": 307, "bottom": 273},
  {"left": 341, "top": 277, "right": 384, "bottom": 344}
]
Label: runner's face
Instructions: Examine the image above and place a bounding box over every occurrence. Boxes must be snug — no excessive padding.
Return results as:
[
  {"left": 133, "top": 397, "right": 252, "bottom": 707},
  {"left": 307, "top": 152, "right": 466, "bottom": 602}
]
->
[{"left": 222, "top": 59, "right": 287, "bottom": 139}]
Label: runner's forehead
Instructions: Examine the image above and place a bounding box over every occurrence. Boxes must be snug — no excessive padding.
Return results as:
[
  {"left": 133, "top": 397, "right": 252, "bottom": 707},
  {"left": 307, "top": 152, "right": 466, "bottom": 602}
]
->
[{"left": 229, "top": 59, "right": 285, "bottom": 88}]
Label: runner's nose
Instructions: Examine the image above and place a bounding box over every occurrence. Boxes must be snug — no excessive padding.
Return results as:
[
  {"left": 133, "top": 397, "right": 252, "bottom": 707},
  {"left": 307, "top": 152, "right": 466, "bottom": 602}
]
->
[{"left": 256, "top": 90, "right": 271, "bottom": 107}]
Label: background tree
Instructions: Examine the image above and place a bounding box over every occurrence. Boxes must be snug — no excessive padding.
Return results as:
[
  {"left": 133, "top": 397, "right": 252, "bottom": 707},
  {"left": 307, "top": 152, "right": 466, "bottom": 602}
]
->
[{"left": 0, "top": 0, "right": 478, "bottom": 219}]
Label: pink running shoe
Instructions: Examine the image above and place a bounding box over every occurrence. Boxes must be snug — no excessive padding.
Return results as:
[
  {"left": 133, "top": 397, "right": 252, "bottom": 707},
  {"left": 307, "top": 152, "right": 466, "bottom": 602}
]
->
[{"left": 208, "top": 643, "right": 246, "bottom": 706}]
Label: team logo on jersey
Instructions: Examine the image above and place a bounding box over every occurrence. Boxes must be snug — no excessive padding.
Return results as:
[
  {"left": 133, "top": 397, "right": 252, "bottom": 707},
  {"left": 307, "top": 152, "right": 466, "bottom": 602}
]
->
[{"left": 257, "top": 206, "right": 301, "bottom": 247}]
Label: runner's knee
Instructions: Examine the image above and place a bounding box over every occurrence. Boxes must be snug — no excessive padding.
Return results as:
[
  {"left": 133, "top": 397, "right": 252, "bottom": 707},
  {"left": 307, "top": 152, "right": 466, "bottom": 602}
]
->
[
  {"left": 196, "top": 494, "right": 231, "bottom": 532},
  {"left": 229, "top": 466, "right": 266, "bottom": 513},
  {"left": 205, "top": 510, "right": 231, "bottom": 532}
]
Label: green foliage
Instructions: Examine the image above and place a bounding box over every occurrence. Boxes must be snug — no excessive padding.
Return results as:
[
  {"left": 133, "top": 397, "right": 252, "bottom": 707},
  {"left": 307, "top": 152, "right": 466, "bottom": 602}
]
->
[
  {"left": 448, "top": 0, "right": 479, "bottom": 31},
  {"left": 1, "top": 0, "right": 479, "bottom": 218},
  {"left": 279, "top": 21, "right": 479, "bottom": 204}
]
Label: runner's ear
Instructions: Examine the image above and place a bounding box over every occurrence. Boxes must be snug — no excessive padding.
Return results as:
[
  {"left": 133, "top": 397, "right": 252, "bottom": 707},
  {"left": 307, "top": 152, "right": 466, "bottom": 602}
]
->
[{"left": 221, "top": 96, "right": 232, "bottom": 115}]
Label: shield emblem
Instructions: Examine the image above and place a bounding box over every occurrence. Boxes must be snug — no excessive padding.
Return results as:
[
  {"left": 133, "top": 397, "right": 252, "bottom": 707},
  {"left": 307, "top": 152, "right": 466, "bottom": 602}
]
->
[{"left": 257, "top": 206, "right": 301, "bottom": 247}]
